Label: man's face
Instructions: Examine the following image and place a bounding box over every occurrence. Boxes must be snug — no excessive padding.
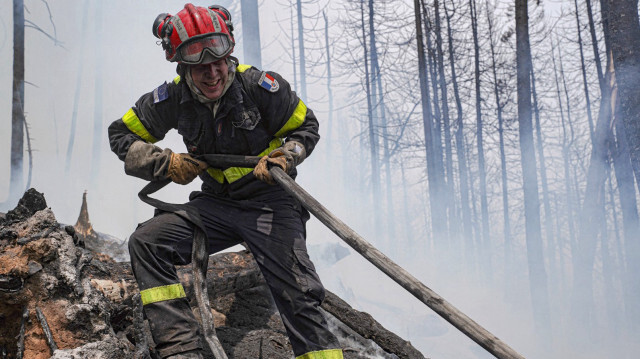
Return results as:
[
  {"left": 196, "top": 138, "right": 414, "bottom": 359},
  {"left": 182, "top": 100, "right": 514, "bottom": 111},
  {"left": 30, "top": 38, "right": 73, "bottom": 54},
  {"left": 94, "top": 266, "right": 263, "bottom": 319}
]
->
[{"left": 190, "top": 58, "right": 229, "bottom": 100}]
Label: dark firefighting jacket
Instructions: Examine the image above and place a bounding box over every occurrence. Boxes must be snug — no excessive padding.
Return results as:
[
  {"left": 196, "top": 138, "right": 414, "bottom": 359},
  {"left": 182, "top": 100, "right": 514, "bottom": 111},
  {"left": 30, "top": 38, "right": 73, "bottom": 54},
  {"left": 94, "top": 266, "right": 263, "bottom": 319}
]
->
[{"left": 108, "top": 61, "right": 319, "bottom": 200}]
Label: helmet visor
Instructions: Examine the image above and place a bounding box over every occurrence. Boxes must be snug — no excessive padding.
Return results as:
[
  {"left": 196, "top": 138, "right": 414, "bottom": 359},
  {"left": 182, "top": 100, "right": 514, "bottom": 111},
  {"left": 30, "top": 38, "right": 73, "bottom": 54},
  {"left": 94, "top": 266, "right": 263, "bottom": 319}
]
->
[{"left": 178, "top": 34, "right": 233, "bottom": 64}]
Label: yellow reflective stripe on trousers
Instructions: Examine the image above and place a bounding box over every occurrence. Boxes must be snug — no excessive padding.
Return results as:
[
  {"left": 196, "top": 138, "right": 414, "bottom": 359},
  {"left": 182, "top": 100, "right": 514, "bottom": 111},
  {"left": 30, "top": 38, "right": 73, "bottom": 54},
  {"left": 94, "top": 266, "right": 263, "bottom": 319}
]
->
[
  {"left": 140, "top": 283, "right": 186, "bottom": 305},
  {"left": 274, "top": 99, "right": 307, "bottom": 138},
  {"left": 295, "top": 349, "right": 343, "bottom": 359},
  {"left": 122, "top": 108, "right": 158, "bottom": 143},
  {"left": 206, "top": 138, "right": 284, "bottom": 184}
]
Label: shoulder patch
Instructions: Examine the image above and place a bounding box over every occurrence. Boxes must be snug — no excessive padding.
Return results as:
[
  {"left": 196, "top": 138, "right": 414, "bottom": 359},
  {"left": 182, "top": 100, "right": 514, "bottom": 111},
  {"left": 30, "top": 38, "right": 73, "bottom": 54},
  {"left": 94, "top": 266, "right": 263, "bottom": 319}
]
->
[
  {"left": 258, "top": 72, "right": 279, "bottom": 93},
  {"left": 153, "top": 82, "right": 169, "bottom": 103}
]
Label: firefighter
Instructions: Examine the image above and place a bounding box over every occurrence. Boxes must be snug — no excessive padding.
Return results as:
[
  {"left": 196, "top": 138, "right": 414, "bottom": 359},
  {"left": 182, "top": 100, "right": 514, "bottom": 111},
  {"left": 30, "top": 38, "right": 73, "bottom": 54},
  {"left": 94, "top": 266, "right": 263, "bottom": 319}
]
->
[{"left": 107, "top": 4, "right": 343, "bottom": 359}]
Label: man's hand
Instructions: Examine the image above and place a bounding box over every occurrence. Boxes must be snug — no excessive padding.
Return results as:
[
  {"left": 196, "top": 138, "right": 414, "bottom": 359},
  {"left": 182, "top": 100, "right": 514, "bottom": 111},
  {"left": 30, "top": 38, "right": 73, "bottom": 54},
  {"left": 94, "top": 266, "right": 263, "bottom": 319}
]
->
[
  {"left": 167, "top": 153, "right": 209, "bottom": 185},
  {"left": 254, "top": 141, "right": 306, "bottom": 185}
]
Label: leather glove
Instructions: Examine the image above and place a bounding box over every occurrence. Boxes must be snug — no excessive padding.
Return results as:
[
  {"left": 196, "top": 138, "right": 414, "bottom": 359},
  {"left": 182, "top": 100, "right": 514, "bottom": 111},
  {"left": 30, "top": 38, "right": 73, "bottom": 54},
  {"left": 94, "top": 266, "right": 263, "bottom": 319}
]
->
[
  {"left": 167, "top": 152, "right": 209, "bottom": 185},
  {"left": 254, "top": 141, "right": 306, "bottom": 185}
]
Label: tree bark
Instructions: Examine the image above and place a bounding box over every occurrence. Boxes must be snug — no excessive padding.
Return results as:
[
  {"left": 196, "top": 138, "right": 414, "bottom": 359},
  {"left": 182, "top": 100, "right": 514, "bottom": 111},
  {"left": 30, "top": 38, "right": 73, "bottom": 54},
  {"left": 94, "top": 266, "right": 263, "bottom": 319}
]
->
[
  {"left": 612, "top": 103, "right": 640, "bottom": 326},
  {"left": 64, "top": 1, "right": 90, "bottom": 175},
  {"left": 241, "top": 0, "right": 262, "bottom": 68},
  {"left": 444, "top": 0, "right": 473, "bottom": 265},
  {"left": 289, "top": 4, "right": 297, "bottom": 91},
  {"left": 469, "top": 0, "right": 491, "bottom": 277},
  {"left": 486, "top": 2, "right": 513, "bottom": 299},
  {"left": 420, "top": 0, "right": 448, "bottom": 244},
  {"left": 367, "top": 0, "right": 384, "bottom": 238},
  {"left": 296, "top": 0, "right": 307, "bottom": 100},
  {"left": 574, "top": 0, "right": 596, "bottom": 142},
  {"left": 10, "top": 0, "right": 25, "bottom": 203},
  {"left": 531, "top": 67, "right": 557, "bottom": 297},
  {"left": 90, "top": 1, "right": 104, "bottom": 187},
  {"left": 323, "top": 11, "right": 334, "bottom": 157},
  {"left": 515, "top": 0, "right": 551, "bottom": 344},
  {"left": 602, "top": 0, "right": 640, "bottom": 330},
  {"left": 414, "top": 0, "right": 445, "bottom": 244},
  {"left": 585, "top": 0, "right": 604, "bottom": 89},
  {"left": 434, "top": 0, "right": 456, "bottom": 248},
  {"left": 360, "top": 0, "right": 381, "bottom": 234}
]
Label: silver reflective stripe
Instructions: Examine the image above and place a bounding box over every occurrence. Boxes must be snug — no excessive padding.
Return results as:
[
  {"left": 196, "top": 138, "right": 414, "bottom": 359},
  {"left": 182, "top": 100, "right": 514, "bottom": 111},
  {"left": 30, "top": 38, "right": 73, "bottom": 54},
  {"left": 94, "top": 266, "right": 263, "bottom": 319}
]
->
[
  {"left": 256, "top": 211, "right": 273, "bottom": 235},
  {"left": 207, "top": 9, "right": 222, "bottom": 32},
  {"left": 171, "top": 16, "right": 189, "bottom": 42}
]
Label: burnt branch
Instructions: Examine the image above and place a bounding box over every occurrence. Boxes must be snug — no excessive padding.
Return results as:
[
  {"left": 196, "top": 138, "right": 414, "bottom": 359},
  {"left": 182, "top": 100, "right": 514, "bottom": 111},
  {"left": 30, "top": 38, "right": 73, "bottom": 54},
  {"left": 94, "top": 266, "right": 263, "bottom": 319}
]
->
[
  {"left": 16, "top": 307, "right": 29, "bottom": 359},
  {"left": 35, "top": 307, "right": 57, "bottom": 354}
]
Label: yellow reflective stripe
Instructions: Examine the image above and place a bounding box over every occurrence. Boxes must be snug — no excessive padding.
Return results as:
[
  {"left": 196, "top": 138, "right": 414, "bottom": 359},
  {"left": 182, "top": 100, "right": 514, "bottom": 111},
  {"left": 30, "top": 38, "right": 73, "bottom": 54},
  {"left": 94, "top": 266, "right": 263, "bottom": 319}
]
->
[
  {"left": 237, "top": 64, "right": 252, "bottom": 73},
  {"left": 206, "top": 168, "right": 225, "bottom": 183},
  {"left": 221, "top": 167, "right": 253, "bottom": 184},
  {"left": 206, "top": 138, "right": 284, "bottom": 184},
  {"left": 122, "top": 108, "right": 158, "bottom": 143},
  {"left": 173, "top": 75, "right": 181, "bottom": 84},
  {"left": 274, "top": 99, "right": 307, "bottom": 138},
  {"left": 140, "top": 283, "right": 186, "bottom": 305},
  {"left": 222, "top": 138, "right": 283, "bottom": 183},
  {"left": 295, "top": 349, "right": 343, "bottom": 359}
]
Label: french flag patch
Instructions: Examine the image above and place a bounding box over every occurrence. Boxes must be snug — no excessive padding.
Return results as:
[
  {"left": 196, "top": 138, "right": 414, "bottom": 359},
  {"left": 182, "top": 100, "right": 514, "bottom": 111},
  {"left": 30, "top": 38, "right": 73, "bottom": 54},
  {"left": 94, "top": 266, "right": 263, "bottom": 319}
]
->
[{"left": 258, "top": 72, "right": 279, "bottom": 93}]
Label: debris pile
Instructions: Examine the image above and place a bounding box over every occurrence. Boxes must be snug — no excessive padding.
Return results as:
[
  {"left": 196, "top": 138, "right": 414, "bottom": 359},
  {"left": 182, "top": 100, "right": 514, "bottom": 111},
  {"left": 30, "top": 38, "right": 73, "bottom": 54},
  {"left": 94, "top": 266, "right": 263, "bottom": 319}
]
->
[{"left": 0, "top": 189, "right": 425, "bottom": 358}]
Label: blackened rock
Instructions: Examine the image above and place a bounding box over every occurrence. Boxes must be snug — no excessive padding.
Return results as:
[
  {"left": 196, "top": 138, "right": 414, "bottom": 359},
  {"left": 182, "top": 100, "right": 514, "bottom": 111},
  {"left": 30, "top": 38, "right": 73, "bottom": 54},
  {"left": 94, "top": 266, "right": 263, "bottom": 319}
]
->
[
  {"left": 65, "top": 225, "right": 76, "bottom": 236},
  {"left": 0, "top": 228, "right": 17, "bottom": 240},
  {"left": 3, "top": 189, "right": 48, "bottom": 224}
]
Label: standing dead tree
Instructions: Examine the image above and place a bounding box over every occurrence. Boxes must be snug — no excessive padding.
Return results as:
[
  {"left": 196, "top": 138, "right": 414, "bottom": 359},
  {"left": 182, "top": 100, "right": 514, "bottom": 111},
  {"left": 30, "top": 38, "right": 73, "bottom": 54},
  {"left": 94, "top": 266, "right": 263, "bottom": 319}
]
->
[
  {"left": 6, "top": 0, "right": 62, "bottom": 207},
  {"left": 515, "top": 0, "right": 552, "bottom": 346}
]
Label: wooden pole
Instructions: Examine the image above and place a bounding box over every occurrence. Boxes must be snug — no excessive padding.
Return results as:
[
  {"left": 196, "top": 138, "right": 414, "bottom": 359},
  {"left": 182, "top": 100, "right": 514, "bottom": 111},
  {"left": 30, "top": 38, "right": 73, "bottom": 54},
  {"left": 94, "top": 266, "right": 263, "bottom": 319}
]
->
[
  {"left": 196, "top": 154, "right": 527, "bottom": 358},
  {"left": 193, "top": 227, "right": 228, "bottom": 359}
]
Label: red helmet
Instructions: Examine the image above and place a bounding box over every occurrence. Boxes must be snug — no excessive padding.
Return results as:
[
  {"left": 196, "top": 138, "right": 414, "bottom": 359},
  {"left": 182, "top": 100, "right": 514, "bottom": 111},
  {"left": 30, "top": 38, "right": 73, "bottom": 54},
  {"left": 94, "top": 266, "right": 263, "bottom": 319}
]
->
[{"left": 152, "top": 3, "right": 235, "bottom": 64}]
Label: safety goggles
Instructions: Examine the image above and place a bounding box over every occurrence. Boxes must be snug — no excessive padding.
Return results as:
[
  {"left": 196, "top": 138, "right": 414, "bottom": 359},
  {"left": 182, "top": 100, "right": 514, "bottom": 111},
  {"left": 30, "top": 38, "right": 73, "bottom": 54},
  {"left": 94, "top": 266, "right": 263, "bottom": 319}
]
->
[{"left": 176, "top": 33, "right": 234, "bottom": 64}]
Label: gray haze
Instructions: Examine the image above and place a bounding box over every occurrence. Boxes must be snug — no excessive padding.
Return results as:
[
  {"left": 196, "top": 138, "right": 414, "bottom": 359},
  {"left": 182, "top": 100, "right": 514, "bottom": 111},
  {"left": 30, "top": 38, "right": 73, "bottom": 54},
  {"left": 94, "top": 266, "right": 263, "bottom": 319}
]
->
[{"left": 1, "top": 1, "right": 638, "bottom": 359}]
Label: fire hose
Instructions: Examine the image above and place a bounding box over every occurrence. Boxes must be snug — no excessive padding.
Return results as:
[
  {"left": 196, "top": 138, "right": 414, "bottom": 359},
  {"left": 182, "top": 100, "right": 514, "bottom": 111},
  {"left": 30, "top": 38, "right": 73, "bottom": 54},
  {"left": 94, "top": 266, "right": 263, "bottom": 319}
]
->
[{"left": 138, "top": 154, "right": 526, "bottom": 359}]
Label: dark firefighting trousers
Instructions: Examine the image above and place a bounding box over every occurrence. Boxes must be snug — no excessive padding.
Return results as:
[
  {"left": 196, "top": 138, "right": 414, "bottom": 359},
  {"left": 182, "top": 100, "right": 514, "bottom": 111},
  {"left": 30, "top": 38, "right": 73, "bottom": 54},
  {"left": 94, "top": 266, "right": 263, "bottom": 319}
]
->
[{"left": 128, "top": 191, "right": 343, "bottom": 358}]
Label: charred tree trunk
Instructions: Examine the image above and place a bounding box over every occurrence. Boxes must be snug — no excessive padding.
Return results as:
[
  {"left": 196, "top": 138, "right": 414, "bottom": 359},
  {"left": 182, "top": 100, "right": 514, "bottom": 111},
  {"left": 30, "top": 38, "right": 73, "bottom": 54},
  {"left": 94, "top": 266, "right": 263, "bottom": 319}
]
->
[
  {"left": 64, "top": 1, "right": 90, "bottom": 176},
  {"left": 574, "top": 0, "right": 596, "bottom": 142},
  {"left": 289, "top": 4, "right": 297, "bottom": 91},
  {"left": 486, "top": 4, "right": 513, "bottom": 298},
  {"left": 9, "top": 0, "right": 26, "bottom": 204},
  {"left": 421, "top": 0, "right": 447, "bottom": 246},
  {"left": 74, "top": 190, "right": 97, "bottom": 243},
  {"left": 552, "top": 35, "right": 579, "bottom": 322},
  {"left": 531, "top": 68, "right": 557, "bottom": 297},
  {"left": 401, "top": 162, "right": 413, "bottom": 246},
  {"left": 604, "top": 0, "right": 640, "bottom": 329},
  {"left": 444, "top": 0, "right": 473, "bottom": 265},
  {"left": 470, "top": 0, "right": 491, "bottom": 278},
  {"left": 241, "top": 0, "right": 262, "bottom": 68},
  {"left": 414, "top": 0, "right": 443, "bottom": 244},
  {"left": 90, "top": 1, "right": 104, "bottom": 187},
  {"left": 357, "top": 0, "right": 381, "bottom": 234},
  {"left": 323, "top": 10, "right": 334, "bottom": 157},
  {"left": 515, "top": 0, "right": 551, "bottom": 345},
  {"left": 296, "top": 0, "right": 307, "bottom": 100},
  {"left": 585, "top": 0, "right": 604, "bottom": 89},
  {"left": 367, "top": 0, "right": 384, "bottom": 238},
  {"left": 434, "top": 0, "right": 455, "bottom": 247},
  {"left": 567, "top": 42, "right": 614, "bottom": 344},
  {"left": 612, "top": 102, "right": 640, "bottom": 326}
]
